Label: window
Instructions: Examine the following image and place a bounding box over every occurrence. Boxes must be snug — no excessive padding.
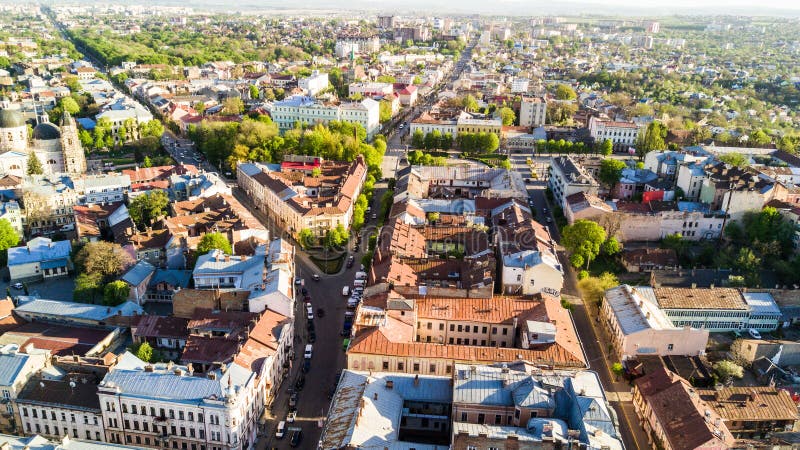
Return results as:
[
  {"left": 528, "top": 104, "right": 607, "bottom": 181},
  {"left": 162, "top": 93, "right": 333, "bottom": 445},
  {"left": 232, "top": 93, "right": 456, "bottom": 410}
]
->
[
  {"left": 482, "top": 327, "right": 487, "bottom": 334},
  {"left": 382, "top": 361, "right": 389, "bottom": 370},
  {"left": 477, "top": 413, "right": 485, "bottom": 424},
  {"left": 492, "top": 327, "right": 497, "bottom": 334},
  {"left": 668, "top": 344, "right": 674, "bottom": 351},
  {"left": 429, "top": 364, "right": 436, "bottom": 373},
  {"left": 397, "top": 362, "right": 404, "bottom": 371},
  {"left": 449, "top": 324, "right": 455, "bottom": 332},
  {"left": 495, "top": 414, "right": 502, "bottom": 424},
  {"left": 502, "top": 328, "right": 508, "bottom": 335},
  {"left": 439, "top": 323, "right": 444, "bottom": 331},
  {"left": 461, "top": 412, "right": 468, "bottom": 421},
  {"left": 413, "top": 363, "right": 420, "bottom": 372}
]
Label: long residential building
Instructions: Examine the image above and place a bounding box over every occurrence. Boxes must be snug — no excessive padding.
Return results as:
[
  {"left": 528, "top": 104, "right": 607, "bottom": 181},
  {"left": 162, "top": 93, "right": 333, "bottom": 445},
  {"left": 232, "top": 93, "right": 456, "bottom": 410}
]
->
[
  {"left": 97, "top": 352, "right": 260, "bottom": 450},
  {"left": 237, "top": 155, "right": 367, "bottom": 240},
  {"left": 588, "top": 116, "right": 641, "bottom": 151},
  {"left": 548, "top": 156, "right": 600, "bottom": 209},
  {"left": 269, "top": 96, "right": 380, "bottom": 139}
]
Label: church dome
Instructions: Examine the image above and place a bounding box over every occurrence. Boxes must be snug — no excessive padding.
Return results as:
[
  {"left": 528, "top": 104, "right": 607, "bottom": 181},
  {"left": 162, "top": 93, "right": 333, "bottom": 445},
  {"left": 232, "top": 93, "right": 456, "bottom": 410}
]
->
[
  {"left": 0, "top": 109, "right": 25, "bottom": 129},
  {"left": 32, "top": 122, "right": 61, "bottom": 140}
]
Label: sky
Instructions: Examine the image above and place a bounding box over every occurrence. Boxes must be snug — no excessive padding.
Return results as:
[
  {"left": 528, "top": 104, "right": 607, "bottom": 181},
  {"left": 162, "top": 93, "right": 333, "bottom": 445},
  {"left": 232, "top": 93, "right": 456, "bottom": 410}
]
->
[{"left": 47, "top": 0, "right": 800, "bottom": 15}]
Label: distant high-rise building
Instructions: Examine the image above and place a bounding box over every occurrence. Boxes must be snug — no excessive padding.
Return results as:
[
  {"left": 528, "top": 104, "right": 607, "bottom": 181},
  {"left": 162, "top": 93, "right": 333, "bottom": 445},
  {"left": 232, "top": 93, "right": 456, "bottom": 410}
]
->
[
  {"left": 647, "top": 21, "right": 660, "bottom": 33},
  {"left": 378, "top": 15, "right": 396, "bottom": 29}
]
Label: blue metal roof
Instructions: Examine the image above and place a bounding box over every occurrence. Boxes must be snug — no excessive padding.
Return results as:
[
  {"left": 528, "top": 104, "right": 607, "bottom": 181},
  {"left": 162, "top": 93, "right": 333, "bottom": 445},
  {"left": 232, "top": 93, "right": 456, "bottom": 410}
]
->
[
  {"left": 8, "top": 238, "right": 71, "bottom": 266},
  {"left": 121, "top": 260, "right": 156, "bottom": 286},
  {"left": 0, "top": 352, "right": 31, "bottom": 386}
]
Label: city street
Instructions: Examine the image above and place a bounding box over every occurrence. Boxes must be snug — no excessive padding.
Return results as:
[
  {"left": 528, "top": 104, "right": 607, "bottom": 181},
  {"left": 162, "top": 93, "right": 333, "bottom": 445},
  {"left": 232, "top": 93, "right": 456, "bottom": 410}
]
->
[{"left": 509, "top": 152, "right": 649, "bottom": 450}]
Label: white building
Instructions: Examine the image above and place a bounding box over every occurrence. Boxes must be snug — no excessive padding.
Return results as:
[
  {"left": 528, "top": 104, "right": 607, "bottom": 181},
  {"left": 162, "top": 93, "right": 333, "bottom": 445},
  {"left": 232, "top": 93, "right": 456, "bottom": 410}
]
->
[
  {"left": 510, "top": 77, "right": 530, "bottom": 94},
  {"left": 602, "top": 285, "right": 709, "bottom": 360},
  {"left": 0, "top": 344, "right": 48, "bottom": 423},
  {"left": 270, "top": 96, "right": 381, "bottom": 140},
  {"left": 519, "top": 96, "right": 547, "bottom": 128},
  {"left": 588, "top": 116, "right": 642, "bottom": 151},
  {"left": 73, "top": 174, "right": 131, "bottom": 205},
  {"left": 17, "top": 377, "right": 105, "bottom": 442},
  {"left": 98, "top": 352, "right": 260, "bottom": 450},
  {"left": 94, "top": 107, "right": 154, "bottom": 145},
  {"left": 501, "top": 250, "right": 563, "bottom": 296},
  {"left": 348, "top": 82, "right": 393, "bottom": 98},
  {"left": 547, "top": 156, "right": 600, "bottom": 209},
  {"left": 298, "top": 71, "right": 329, "bottom": 97}
]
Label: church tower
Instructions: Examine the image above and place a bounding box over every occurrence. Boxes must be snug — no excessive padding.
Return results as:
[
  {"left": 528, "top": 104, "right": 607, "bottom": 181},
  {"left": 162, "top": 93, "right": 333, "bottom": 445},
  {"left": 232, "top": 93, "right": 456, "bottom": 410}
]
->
[{"left": 59, "top": 111, "right": 86, "bottom": 174}]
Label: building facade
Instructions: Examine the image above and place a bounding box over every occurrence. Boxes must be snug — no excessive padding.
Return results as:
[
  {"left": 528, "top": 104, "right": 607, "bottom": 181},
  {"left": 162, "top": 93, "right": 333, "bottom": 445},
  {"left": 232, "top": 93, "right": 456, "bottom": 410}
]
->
[{"left": 519, "top": 97, "right": 546, "bottom": 128}]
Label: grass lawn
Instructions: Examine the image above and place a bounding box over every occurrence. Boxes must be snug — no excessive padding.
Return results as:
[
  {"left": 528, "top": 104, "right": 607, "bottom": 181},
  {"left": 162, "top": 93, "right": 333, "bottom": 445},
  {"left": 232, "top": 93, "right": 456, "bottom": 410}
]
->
[{"left": 309, "top": 253, "right": 345, "bottom": 274}]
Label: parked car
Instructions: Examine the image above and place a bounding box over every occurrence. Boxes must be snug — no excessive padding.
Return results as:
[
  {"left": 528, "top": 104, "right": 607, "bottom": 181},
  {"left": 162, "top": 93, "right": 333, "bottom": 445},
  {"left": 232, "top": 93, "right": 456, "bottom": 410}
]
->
[
  {"left": 295, "top": 374, "right": 305, "bottom": 391},
  {"left": 290, "top": 430, "right": 302, "bottom": 447},
  {"left": 748, "top": 329, "right": 762, "bottom": 339},
  {"left": 304, "top": 344, "right": 313, "bottom": 359},
  {"left": 11, "top": 283, "right": 23, "bottom": 290},
  {"left": 289, "top": 392, "right": 298, "bottom": 407},
  {"left": 287, "top": 411, "right": 297, "bottom": 423},
  {"left": 308, "top": 330, "right": 316, "bottom": 343},
  {"left": 301, "top": 287, "right": 308, "bottom": 296},
  {"left": 312, "top": 274, "right": 321, "bottom": 281},
  {"left": 294, "top": 277, "right": 302, "bottom": 285},
  {"left": 302, "top": 359, "right": 311, "bottom": 373},
  {"left": 342, "top": 286, "right": 350, "bottom": 296},
  {"left": 275, "top": 421, "right": 286, "bottom": 439},
  {"left": 306, "top": 306, "right": 314, "bottom": 320}
]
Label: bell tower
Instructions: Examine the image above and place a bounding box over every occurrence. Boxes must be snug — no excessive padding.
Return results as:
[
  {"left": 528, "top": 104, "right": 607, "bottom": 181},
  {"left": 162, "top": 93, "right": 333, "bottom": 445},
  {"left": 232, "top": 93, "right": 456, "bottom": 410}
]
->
[{"left": 59, "top": 111, "right": 87, "bottom": 174}]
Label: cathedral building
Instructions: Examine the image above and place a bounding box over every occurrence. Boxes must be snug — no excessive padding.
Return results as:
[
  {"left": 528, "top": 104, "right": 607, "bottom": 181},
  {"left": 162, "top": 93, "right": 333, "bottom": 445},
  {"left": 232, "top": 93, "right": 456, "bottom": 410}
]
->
[{"left": 0, "top": 107, "right": 87, "bottom": 177}]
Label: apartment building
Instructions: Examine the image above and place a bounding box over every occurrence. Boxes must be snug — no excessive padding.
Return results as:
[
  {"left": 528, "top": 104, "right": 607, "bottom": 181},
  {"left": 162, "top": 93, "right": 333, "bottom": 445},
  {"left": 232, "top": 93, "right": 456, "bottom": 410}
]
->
[
  {"left": 698, "top": 162, "right": 777, "bottom": 222},
  {"left": 17, "top": 377, "right": 105, "bottom": 442},
  {"left": 510, "top": 77, "right": 530, "bottom": 93},
  {"left": 519, "top": 96, "right": 547, "bottom": 128},
  {"left": 347, "top": 293, "right": 586, "bottom": 376},
  {"left": 456, "top": 116, "right": 502, "bottom": 136},
  {"left": 94, "top": 106, "right": 153, "bottom": 145},
  {"left": 73, "top": 174, "right": 131, "bottom": 205},
  {"left": 20, "top": 174, "right": 79, "bottom": 236},
  {"left": 98, "top": 352, "right": 259, "bottom": 450},
  {"left": 547, "top": 156, "right": 600, "bottom": 209},
  {"left": 348, "top": 82, "right": 393, "bottom": 98},
  {"left": 602, "top": 285, "right": 709, "bottom": 360},
  {"left": 587, "top": 117, "right": 641, "bottom": 151},
  {"left": 451, "top": 364, "right": 623, "bottom": 450},
  {"left": 0, "top": 345, "right": 48, "bottom": 433},
  {"left": 633, "top": 367, "right": 735, "bottom": 450},
  {"left": 237, "top": 156, "right": 367, "bottom": 240},
  {"left": 297, "top": 71, "right": 328, "bottom": 97},
  {"left": 270, "top": 96, "right": 380, "bottom": 139}
]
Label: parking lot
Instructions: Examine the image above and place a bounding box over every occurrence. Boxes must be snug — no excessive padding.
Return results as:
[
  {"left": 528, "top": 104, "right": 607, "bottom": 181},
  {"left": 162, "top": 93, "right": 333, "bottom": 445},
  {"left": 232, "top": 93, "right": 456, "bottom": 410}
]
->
[{"left": 0, "top": 270, "right": 76, "bottom": 302}]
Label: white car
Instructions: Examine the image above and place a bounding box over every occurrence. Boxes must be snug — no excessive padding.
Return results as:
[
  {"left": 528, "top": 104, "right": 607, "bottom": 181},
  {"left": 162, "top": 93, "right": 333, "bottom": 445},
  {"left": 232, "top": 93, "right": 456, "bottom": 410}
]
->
[
  {"left": 306, "top": 306, "right": 314, "bottom": 320},
  {"left": 287, "top": 411, "right": 297, "bottom": 423},
  {"left": 748, "top": 329, "right": 762, "bottom": 339},
  {"left": 304, "top": 344, "right": 313, "bottom": 359}
]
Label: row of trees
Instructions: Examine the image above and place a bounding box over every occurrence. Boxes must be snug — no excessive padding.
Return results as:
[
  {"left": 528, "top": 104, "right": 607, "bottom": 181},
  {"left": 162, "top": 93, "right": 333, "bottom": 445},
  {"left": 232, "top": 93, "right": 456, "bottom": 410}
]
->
[
  {"left": 457, "top": 132, "right": 500, "bottom": 153},
  {"left": 411, "top": 129, "right": 453, "bottom": 150},
  {"left": 535, "top": 139, "right": 612, "bottom": 156}
]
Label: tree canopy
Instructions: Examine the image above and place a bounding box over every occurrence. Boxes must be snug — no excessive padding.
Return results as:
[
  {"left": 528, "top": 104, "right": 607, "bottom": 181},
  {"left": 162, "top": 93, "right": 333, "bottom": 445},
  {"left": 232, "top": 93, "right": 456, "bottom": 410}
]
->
[
  {"left": 197, "top": 232, "right": 232, "bottom": 255},
  {"left": 0, "top": 218, "right": 20, "bottom": 251},
  {"left": 103, "top": 280, "right": 130, "bottom": 306},
  {"left": 128, "top": 190, "right": 169, "bottom": 230},
  {"left": 562, "top": 219, "right": 607, "bottom": 269},
  {"left": 555, "top": 84, "right": 577, "bottom": 100},
  {"left": 74, "top": 241, "right": 133, "bottom": 281},
  {"left": 635, "top": 121, "right": 667, "bottom": 159},
  {"left": 598, "top": 158, "right": 627, "bottom": 188}
]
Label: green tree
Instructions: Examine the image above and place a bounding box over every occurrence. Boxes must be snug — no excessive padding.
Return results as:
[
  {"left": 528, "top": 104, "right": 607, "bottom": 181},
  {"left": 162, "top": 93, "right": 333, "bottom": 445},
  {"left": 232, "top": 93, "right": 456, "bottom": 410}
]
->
[
  {"left": 555, "top": 84, "right": 577, "bottom": 100},
  {"left": 598, "top": 158, "right": 627, "bottom": 188},
  {"left": 103, "top": 280, "right": 130, "bottom": 306},
  {"left": 600, "top": 139, "right": 613, "bottom": 156},
  {"left": 379, "top": 100, "right": 393, "bottom": 123},
  {"left": 59, "top": 96, "right": 80, "bottom": 116},
  {"left": 78, "top": 129, "right": 93, "bottom": 148},
  {"left": 635, "top": 121, "right": 667, "bottom": 159},
  {"left": 197, "top": 232, "right": 232, "bottom": 255},
  {"left": 661, "top": 233, "right": 689, "bottom": 259},
  {"left": 128, "top": 190, "right": 169, "bottom": 230},
  {"left": 412, "top": 129, "right": 425, "bottom": 149},
  {"left": 324, "top": 224, "right": 348, "bottom": 249},
  {"left": 139, "top": 120, "right": 164, "bottom": 139},
  {"left": 222, "top": 97, "right": 245, "bottom": 115},
  {"left": 713, "top": 360, "right": 744, "bottom": 383},
  {"left": 562, "top": 219, "right": 607, "bottom": 269},
  {"left": 142, "top": 156, "right": 153, "bottom": 168},
  {"left": 749, "top": 129, "right": 771, "bottom": 147},
  {"left": 601, "top": 237, "right": 622, "bottom": 256},
  {"left": 74, "top": 241, "right": 133, "bottom": 281},
  {"left": 718, "top": 152, "right": 749, "bottom": 167},
  {"left": 498, "top": 107, "right": 516, "bottom": 126},
  {"left": 577, "top": 272, "right": 619, "bottom": 304},
  {"left": 248, "top": 84, "right": 260, "bottom": 100},
  {"left": 0, "top": 218, "right": 20, "bottom": 251},
  {"left": 134, "top": 341, "right": 154, "bottom": 363},
  {"left": 298, "top": 228, "right": 315, "bottom": 249},
  {"left": 74, "top": 272, "right": 103, "bottom": 302},
  {"left": 26, "top": 152, "right": 44, "bottom": 175},
  {"left": 461, "top": 94, "right": 479, "bottom": 112}
]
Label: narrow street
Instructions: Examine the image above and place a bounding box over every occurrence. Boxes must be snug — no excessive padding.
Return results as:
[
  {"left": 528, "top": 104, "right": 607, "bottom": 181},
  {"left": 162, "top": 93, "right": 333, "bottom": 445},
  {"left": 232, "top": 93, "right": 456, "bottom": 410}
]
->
[{"left": 509, "top": 152, "right": 649, "bottom": 450}]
